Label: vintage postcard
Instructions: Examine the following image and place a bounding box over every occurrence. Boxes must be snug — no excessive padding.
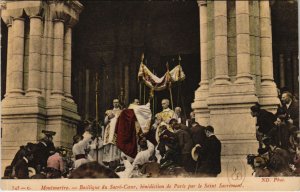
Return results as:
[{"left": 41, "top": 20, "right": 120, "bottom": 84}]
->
[{"left": 1, "top": 0, "right": 300, "bottom": 191}]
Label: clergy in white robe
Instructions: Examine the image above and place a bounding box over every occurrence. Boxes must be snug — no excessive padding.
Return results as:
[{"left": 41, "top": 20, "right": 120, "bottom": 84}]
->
[{"left": 72, "top": 131, "right": 92, "bottom": 169}]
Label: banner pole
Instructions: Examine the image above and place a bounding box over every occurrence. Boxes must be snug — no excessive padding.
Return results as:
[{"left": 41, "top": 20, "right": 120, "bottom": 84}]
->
[
  {"left": 169, "top": 87, "right": 174, "bottom": 110},
  {"left": 95, "top": 73, "right": 99, "bottom": 163},
  {"left": 139, "top": 82, "right": 142, "bottom": 102},
  {"left": 166, "top": 62, "right": 174, "bottom": 110},
  {"left": 152, "top": 69, "right": 155, "bottom": 115},
  {"left": 143, "top": 84, "right": 146, "bottom": 104}
]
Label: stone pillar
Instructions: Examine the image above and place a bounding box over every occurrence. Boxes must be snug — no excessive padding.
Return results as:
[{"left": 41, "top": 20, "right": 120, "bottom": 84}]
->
[
  {"left": 235, "top": 1, "right": 252, "bottom": 83},
  {"left": 194, "top": 0, "right": 259, "bottom": 177},
  {"left": 27, "top": 16, "right": 42, "bottom": 96},
  {"left": 192, "top": 0, "right": 210, "bottom": 126},
  {"left": 64, "top": 26, "right": 73, "bottom": 100},
  {"left": 213, "top": 0, "right": 230, "bottom": 85},
  {"left": 5, "top": 20, "right": 13, "bottom": 97},
  {"left": 279, "top": 54, "right": 286, "bottom": 88},
  {"left": 46, "top": 1, "right": 83, "bottom": 147},
  {"left": 259, "top": 0, "right": 279, "bottom": 109},
  {"left": 199, "top": 1, "right": 208, "bottom": 89},
  {"left": 11, "top": 17, "right": 25, "bottom": 96},
  {"left": 52, "top": 19, "right": 65, "bottom": 97},
  {"left": 45, "top": 5, "right": 54, "bottom": 100},
  {"left": 1, "top": 1, "right": 83, "bottom": 176}
]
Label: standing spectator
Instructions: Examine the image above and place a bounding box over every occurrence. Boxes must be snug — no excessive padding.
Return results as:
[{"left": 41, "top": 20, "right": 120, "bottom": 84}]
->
[
  {"left": 275, "top": 107, "right": 297, "bottom": 150},
  {"left": 33, "top": 131, "right": 56, "bottom": 173},
  {"left": 194, "top": 126, "right": 221, "bottom": 177},
  {"left": 186, "top": 111, "right": 196, "bottom": 127},
  {"left": 172, "top": 121, "right": 193, "bottom": 172},
  {"left": 190, "top": 122, "right": 207, "bottom": 147},
  {"left": 250, "top": 104, "right": 277, "bottom": 148},
  {"left": 281, "top": 92, "right": 299, "bottom": 129},
  {"left": 173, "top": 107, "right": 186, "bottom": 125}
]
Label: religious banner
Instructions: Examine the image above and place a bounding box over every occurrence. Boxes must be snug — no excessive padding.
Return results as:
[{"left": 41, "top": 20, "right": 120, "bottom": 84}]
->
[{"left": 138, "top": 63, "right": 185, "bottom": 91}]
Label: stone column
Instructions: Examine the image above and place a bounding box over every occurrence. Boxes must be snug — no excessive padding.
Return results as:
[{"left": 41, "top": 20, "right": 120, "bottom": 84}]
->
[
  {"left": 199, "top": 0, "right": 208, "bottom": 89},
  {"left": 5, "top": 21, "right": 13, "bottom": 97},
  {"left": 192, "top": 0, "right": 210, "bottom": 126},
  {"left": 259, "top": 0, "right": 279, "bottom": 109},
  {"left": 279, "top": 54, "right": 285, "bottom": 88},
  {"left": 11, "top": 18, "right": 25, "bottom": 96},
  {"left": 235, "top": 1, "right": 252, "bottom": 83},
  {"left": 213, "top": 0, "right": 230, "bottom": 85},
  {"left": 260, "top": 0, "right": 274, "bottom": 85},
  {"left": 27, "top": 16, "right": 42, "bottom": 96},
  {"left": 64, "top": 26, "right": 73, "bottom": 100},
  {"left": 52, "top": 19, "right": 65, "bottom": 97}
]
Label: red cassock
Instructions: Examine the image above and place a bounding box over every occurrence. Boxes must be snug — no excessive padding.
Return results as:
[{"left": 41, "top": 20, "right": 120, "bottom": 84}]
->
[{"left": 115, "top": 109, "right": 137, "bottom": 158}]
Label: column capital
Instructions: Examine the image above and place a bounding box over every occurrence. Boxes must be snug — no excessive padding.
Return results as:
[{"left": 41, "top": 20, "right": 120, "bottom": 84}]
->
[
  {"left": 2, "top": 1, "right": 44, "bottom": 19},
  {"left": 197, "top": 0, "right": 207, "bottom": 7},
  {"left": 24, "top": 2, "right": 44, "bottom": 18},
  {"left": 2, "top": 15, "right": 13, "bottom": 27},
  {"left": 50, "top": 0, "right": 83, "bottom": 28}
]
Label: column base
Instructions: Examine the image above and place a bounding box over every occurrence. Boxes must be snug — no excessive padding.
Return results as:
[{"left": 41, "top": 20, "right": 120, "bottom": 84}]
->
[
  {"left": 213, "top": 79, "right": 231, "bottom": 86},
  {"left": 235, "top": 76, "right": 253, "bottom": 84},
  {"left": 64, "top": 93, "right": 74, "bottom": 103},
  {"left": 47, "top": 97, "right": 81, "bottom": 147},
  {"left": 26, "top": 88, "right": 42, "bottom": 96},
  {"left": 51, "top": 90, "right": 64, "bottom": 98},
  {"left": 259, "top": 80, "right": 280, "bottom": 112},
  {"left": 7, "top": 89, "right": 25, "bottom": 97},
  {"left": 204, "top": 82, "right": 258, "bottom": 178}
]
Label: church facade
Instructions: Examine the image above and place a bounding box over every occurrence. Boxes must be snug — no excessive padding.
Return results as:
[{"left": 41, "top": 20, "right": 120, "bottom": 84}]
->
[{"left": 1, "top": 0, "right": 298, "bottom": 176}]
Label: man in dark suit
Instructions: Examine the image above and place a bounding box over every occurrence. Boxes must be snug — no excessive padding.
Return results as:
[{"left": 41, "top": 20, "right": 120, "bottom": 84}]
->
[
  {"left": 11, "top": 143, "right": 35, "bottom": 168},
  {"left": 251, "top": 104, "right": 277, "bottom": 148},
  {"left": 33, "top": 131, "right": 56, "bottom": 173},
  {"left": 195, "top": 126, "right": 221, "bottom": 177},
  {"left": 14, "top": 151, "right": 34, "bottom": 179},
  {"left": 190, "top": 122, "right": 207, "bottom": 147},
  {"left": 281, "top": 91, "right": 299, "bottom": 129},
  {"left": 172, "top": 121, "right": 194, "bottom": 172}
]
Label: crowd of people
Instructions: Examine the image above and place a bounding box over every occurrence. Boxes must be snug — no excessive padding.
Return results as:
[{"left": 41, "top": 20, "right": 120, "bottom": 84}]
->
[
  {"left": 248, "top": 91, "right": 300, "bottom": 176},
  {"left": 3, "top": 98, "right": 221, "bottom": 179},
  {"left": 3, "top": 90, "right": 299, "bottom": 179}
]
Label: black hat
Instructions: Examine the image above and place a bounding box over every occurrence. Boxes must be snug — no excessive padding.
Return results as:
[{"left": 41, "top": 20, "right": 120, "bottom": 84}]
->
[
  {"left": 205, "top": 126, "right": 214, "bottom": 133},
  {"left": 250, "top": 105, "right": 260, "bottom": 113},
  {"left": 42, "top": 130, "right": 56, "bottom": 137}
]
